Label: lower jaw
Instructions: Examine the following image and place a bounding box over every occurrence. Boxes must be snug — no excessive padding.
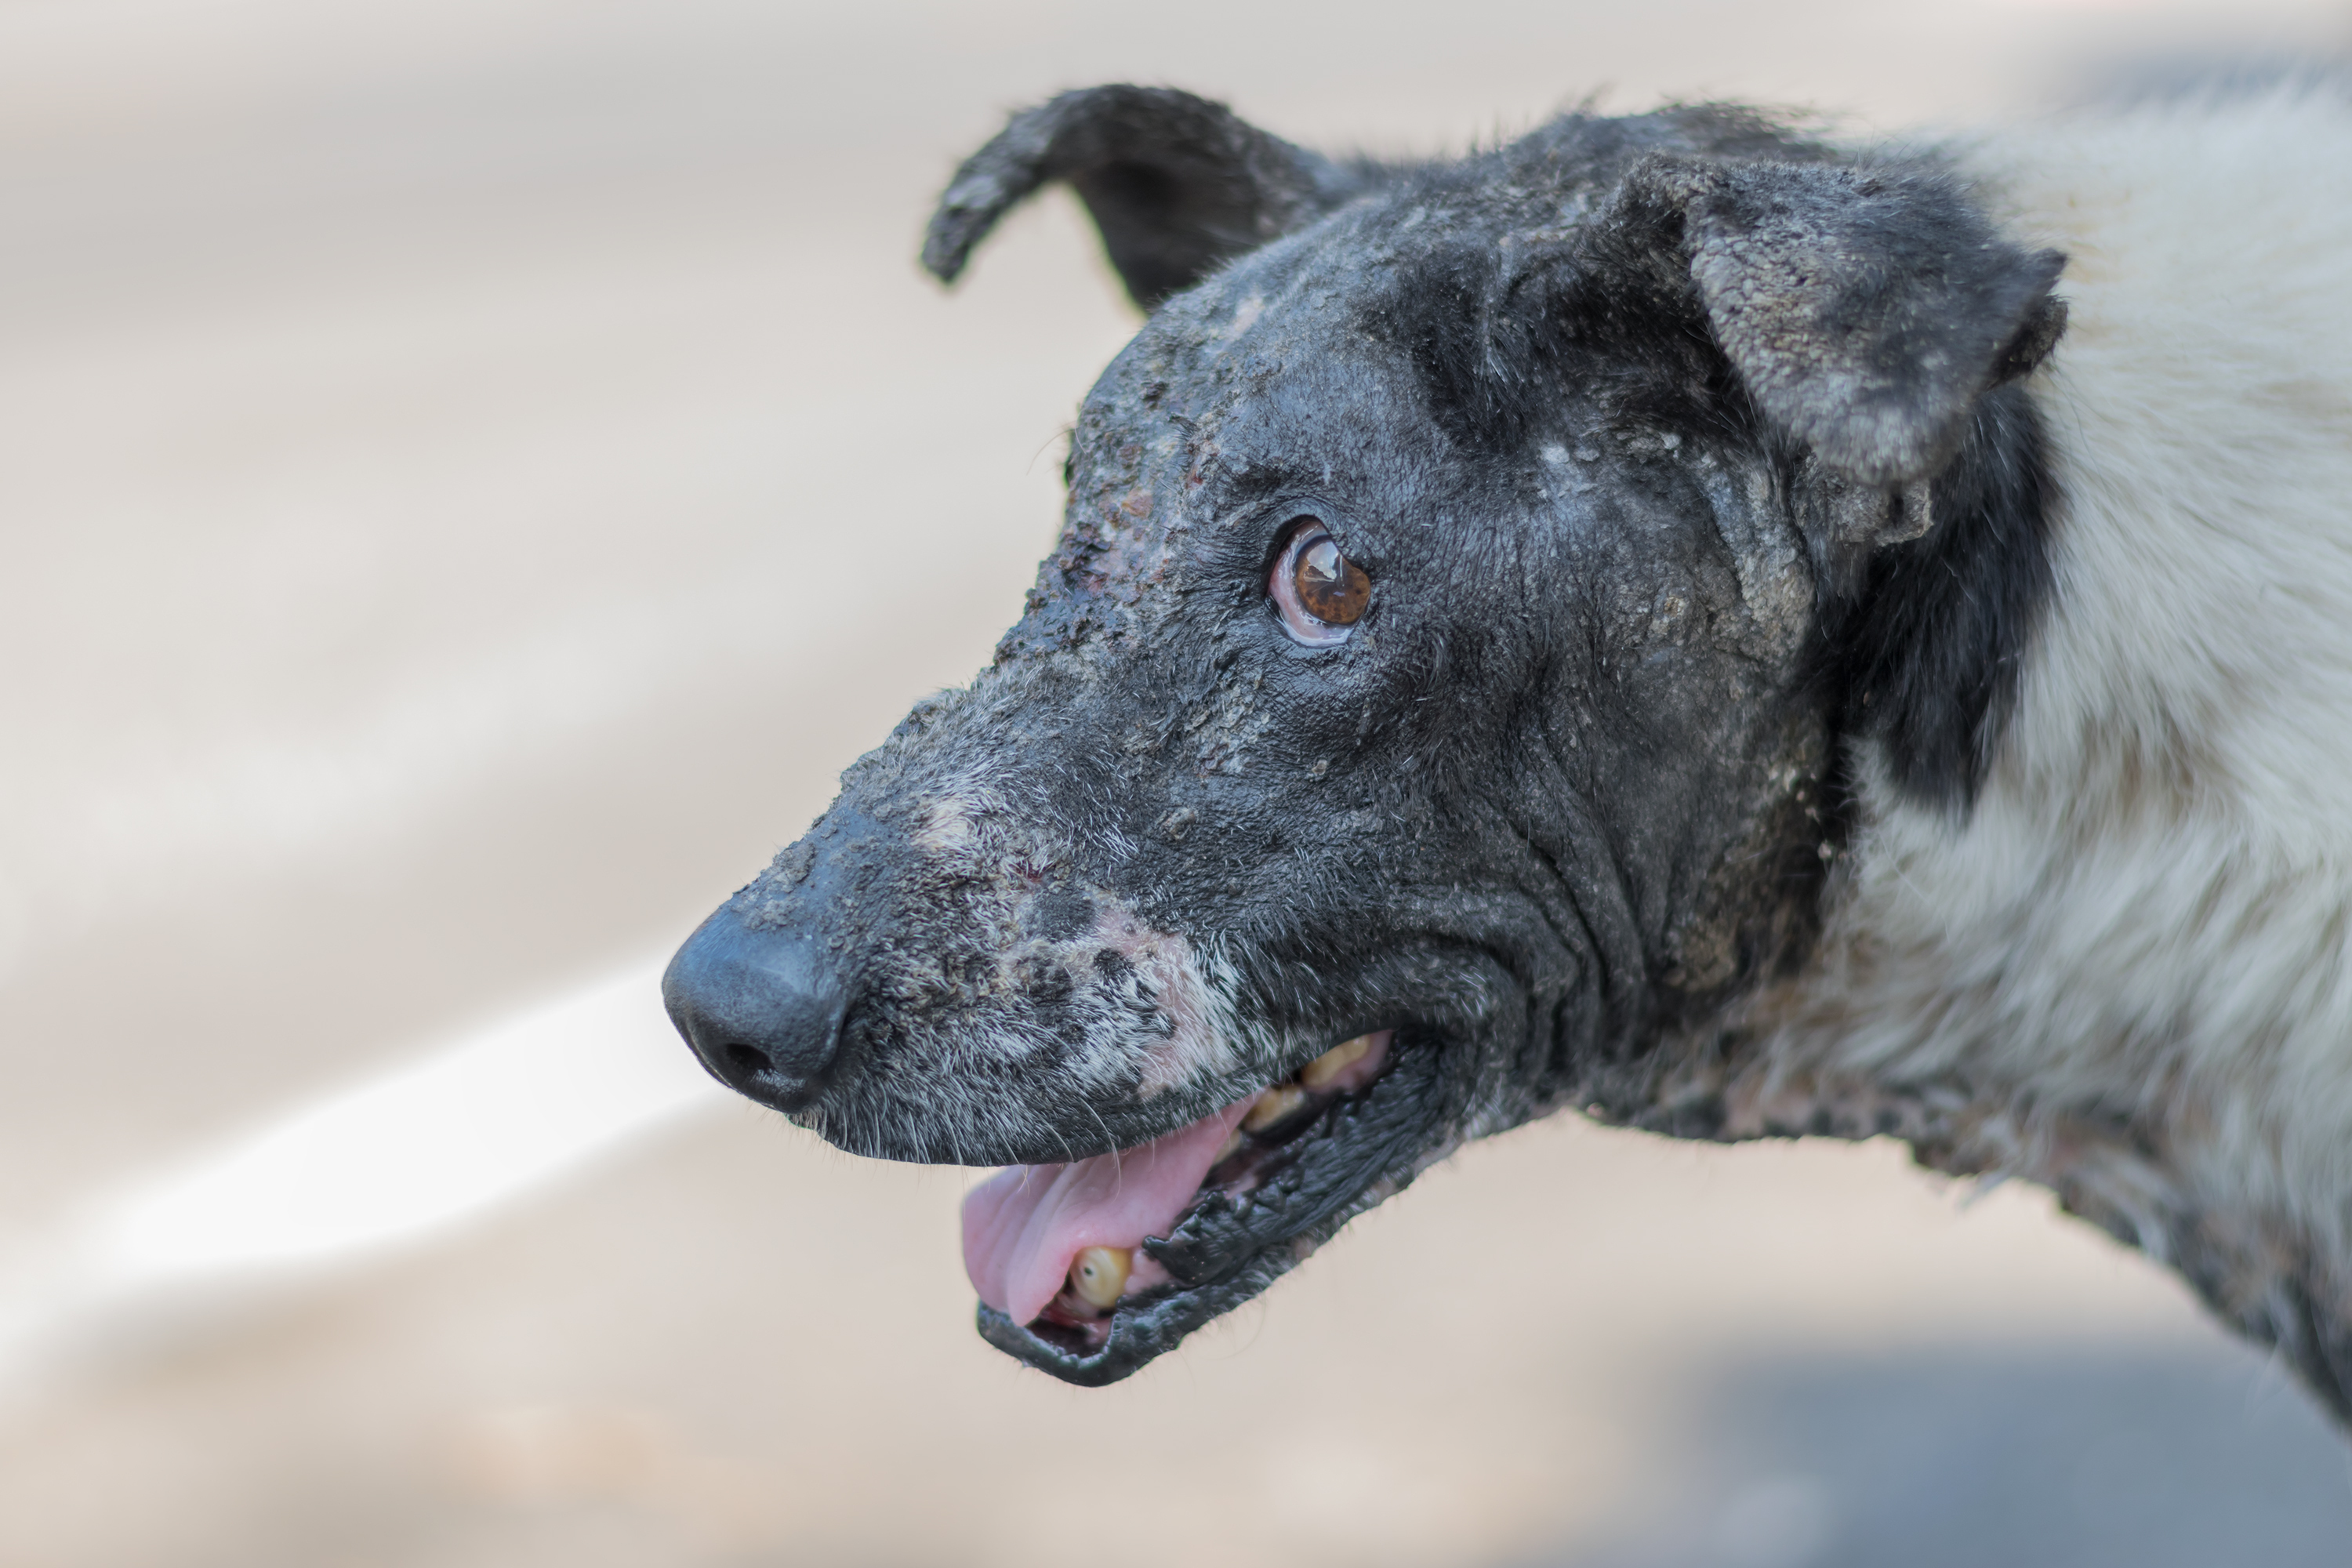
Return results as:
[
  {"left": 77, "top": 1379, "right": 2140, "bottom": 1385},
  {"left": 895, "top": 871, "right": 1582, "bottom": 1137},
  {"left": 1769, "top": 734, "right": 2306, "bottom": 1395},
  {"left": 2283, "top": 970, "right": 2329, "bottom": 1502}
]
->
[
  {"left": 974, "top": 1035, "right": 1450, "bottom": 1385},
  {"left": 976, "top": 1171, "right": 1406, "bottom": 1385},
  {"left": 977, "top": 1265, "right": 1257, "bottom": 1386}
]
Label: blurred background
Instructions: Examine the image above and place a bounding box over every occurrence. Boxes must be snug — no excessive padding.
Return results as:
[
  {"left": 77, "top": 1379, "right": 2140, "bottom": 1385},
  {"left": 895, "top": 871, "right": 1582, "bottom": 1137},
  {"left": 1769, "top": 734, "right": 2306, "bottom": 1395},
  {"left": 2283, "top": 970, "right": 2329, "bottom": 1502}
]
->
[{"left": 5, "top": 0, "right": 2352, "bottom": 1563}]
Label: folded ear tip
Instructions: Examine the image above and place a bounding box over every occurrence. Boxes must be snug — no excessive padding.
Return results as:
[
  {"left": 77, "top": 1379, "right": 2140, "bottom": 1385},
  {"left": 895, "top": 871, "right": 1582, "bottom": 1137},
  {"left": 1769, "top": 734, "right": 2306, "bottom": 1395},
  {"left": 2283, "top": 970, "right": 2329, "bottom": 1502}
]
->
[
  {"left": 921, "top": 211, "right": 983, "bottom": 283},
  {"left": 1989, "top": 290, "right": 2070, "bottom": 387},
  {"left": 922, "top": 164, "right": 1037, "bottom": 284},
  {"left": 920, "top": 245, "right": 967, "bottom": 285}
]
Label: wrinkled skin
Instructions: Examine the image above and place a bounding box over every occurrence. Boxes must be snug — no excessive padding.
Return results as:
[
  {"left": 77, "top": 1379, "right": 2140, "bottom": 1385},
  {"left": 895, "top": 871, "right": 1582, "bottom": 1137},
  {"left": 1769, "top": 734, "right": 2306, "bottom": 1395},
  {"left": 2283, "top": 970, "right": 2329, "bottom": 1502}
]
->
[{"left": 666, "top": 89, "right": 2066, "bottom": 1383}]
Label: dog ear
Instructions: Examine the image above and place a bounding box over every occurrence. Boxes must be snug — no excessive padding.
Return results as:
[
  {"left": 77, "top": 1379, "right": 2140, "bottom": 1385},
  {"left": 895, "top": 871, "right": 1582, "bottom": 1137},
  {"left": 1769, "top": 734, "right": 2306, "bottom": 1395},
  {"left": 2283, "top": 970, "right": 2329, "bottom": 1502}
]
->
[
  {"left": 1617, "top": 155, "right": 2065, "bottom": 509},
  {"left": 922, "top": 85, "right": 1369, "bottom": 310}
]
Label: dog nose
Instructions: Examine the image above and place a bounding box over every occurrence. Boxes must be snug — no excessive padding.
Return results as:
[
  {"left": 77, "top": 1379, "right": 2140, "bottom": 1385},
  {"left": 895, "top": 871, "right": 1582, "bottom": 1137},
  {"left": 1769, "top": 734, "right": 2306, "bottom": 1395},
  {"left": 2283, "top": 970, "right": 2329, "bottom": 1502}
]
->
[{"left": 662, "top": 911, "right": 848, "bottom": 1112}]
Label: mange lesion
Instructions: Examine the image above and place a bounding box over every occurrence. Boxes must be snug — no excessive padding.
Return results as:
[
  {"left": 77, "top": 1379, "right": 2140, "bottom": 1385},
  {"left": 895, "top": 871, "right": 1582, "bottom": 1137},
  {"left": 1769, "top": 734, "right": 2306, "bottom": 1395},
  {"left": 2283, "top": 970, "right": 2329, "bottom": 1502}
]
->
[
  {"left": 913, "top": 793, "right": 984, "bottom": 858},
  {"left": 902, "top": 799, "right": 1243, "bottom": 1091},
  {"left": 1091, "top": 904, "right": 1244, "bottom": 1098},
  {"left": 1628, "top": 989, "right": 2352, "bottom": 1425}
]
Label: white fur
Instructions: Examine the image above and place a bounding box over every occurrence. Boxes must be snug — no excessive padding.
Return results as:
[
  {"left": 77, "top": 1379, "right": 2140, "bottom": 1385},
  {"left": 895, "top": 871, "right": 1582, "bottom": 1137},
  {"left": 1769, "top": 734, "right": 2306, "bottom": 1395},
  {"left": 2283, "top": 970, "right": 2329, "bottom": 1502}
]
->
[{"left": 1770, "top": 89, "right": 2352, "bottom": 1308}]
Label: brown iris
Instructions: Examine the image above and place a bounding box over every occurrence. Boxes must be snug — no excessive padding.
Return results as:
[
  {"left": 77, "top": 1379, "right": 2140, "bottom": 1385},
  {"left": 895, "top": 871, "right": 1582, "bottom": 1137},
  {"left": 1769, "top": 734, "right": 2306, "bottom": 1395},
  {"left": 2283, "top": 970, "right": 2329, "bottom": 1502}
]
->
[
  {"left": 1270, "top": 517, "right": 1372, "bottom": 647},
  {"left": 1294, "top": 534, "right": 1370, "bottom": 626}
]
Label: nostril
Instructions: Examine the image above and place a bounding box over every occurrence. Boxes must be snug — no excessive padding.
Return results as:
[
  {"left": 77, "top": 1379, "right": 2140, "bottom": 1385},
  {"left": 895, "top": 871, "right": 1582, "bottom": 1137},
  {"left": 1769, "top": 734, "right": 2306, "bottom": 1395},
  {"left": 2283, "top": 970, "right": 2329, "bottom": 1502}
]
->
[
  {"left": 662, "top": 909, "right": 851, "bottom": 1114},
  {"left": 724, "top": 1041, "right": 774, "bottom": 1076}
]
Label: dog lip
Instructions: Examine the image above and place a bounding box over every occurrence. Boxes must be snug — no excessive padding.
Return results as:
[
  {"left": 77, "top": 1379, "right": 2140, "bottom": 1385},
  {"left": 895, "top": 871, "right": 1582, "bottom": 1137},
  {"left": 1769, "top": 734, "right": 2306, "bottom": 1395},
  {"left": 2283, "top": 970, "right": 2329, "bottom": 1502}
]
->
[{"left": 971, "top": 1029, "right": 1439, "bottom": 1385}]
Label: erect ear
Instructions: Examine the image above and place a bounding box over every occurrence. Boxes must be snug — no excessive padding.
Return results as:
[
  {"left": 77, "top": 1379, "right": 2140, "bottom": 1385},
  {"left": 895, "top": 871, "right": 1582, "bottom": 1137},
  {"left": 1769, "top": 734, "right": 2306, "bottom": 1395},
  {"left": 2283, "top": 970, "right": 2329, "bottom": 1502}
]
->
[
  {"left": 922, "top": 85, "right": 1370, "bottom": 311},
  {"left": 1618, "top": 155, "right": 2067, "bottom": 496}
]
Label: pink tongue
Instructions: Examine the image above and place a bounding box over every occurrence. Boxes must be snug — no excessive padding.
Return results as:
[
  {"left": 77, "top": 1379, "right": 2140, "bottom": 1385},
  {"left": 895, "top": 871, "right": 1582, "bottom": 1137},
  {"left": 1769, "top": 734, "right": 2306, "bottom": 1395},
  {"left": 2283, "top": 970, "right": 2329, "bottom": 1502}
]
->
[{"left": 961, "top": 1096, "right": 1258, "bottom": 1327}]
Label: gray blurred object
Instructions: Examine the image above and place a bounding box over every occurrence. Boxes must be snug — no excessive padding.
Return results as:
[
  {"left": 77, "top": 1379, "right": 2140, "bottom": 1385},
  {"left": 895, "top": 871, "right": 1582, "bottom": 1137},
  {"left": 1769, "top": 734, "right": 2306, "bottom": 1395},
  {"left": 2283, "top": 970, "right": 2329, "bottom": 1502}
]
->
[{"left": 1535, "top": 1346, "right": 2352, "bottom": 1568}]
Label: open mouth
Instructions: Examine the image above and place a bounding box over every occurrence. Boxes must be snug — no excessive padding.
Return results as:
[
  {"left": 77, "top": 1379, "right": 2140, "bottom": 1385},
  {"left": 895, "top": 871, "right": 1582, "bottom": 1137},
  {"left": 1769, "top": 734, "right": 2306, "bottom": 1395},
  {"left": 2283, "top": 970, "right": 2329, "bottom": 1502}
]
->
[{"left": 961, "top": 1028, "right": 1432, "bottom": 1385}]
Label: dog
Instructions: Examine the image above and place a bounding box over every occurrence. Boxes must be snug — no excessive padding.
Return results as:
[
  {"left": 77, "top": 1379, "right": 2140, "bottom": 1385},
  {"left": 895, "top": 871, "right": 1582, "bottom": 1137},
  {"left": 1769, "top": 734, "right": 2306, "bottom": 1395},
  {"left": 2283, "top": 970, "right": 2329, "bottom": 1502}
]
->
[{"left": 662, "top": 83, "right": 2352, "bottom": 1419}]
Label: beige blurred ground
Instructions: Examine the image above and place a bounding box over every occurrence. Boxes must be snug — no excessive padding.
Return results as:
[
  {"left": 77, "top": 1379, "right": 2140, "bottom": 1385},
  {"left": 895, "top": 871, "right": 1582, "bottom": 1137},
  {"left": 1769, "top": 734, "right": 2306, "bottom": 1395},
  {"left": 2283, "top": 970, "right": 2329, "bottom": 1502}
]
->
[{"left": 6, "top": 1, "right": 2352, "bottom": 1563}]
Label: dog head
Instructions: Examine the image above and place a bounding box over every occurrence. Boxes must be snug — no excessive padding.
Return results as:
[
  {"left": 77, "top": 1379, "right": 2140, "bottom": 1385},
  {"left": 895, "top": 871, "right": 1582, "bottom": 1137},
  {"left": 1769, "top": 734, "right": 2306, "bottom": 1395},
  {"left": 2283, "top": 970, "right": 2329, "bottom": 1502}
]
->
[{"left": 663, "top": 87, "right": 2063, "bottom": 1383}]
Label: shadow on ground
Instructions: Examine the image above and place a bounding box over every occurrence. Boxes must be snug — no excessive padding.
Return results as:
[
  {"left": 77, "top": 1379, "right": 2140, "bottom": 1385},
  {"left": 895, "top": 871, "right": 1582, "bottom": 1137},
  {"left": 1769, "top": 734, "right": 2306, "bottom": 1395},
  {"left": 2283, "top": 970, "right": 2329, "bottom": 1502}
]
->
[{"left": 1527, "top": 1345, "right": 2352, "bottom": 1568}]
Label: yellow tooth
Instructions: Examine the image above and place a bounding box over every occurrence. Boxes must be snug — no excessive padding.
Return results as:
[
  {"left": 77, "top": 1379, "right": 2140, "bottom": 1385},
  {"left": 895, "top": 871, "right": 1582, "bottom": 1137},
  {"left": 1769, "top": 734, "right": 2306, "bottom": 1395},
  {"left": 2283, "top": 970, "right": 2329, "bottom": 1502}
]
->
[
  {"left": 1242, "top": 1083, "right": 1308, "bottom": 1133},
  {"left": 1299, "top": 1034, "right": 1376, "bottom": 1089},
  {"left": 1068, "top": 1246, "right": 1131, "bottom": 1311},
  {"left": 1213, "top": 1127, "right": 1245, "bottom": 1166}
]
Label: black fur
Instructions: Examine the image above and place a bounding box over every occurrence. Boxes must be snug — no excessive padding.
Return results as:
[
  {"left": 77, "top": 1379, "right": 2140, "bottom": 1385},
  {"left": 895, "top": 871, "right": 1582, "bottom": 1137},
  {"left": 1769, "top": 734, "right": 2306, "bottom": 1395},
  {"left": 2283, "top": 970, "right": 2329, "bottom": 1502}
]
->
[
  {"left": 1356, "top": 111, "right": 2063, "bottom": 807},
  {"left": 1824, "top": 384, "right": 2059, "bottom": 807},
  {"left": 1367, "top": 108, "right": 1825, "bottom": 456},
  {"left": 923, "top": 85, "right": 1376, "bottom": 310}
]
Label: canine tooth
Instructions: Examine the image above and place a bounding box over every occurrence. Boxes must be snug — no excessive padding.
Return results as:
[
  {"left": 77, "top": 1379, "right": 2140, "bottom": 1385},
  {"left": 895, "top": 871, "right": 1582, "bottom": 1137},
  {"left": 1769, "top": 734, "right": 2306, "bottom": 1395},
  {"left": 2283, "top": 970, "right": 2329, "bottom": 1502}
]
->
[
  {"left": 1069, "top": 1246, "right": 1131, "bottom": 1310},
  {"left": 1242, "top": 1084, "right": 1308, "bottom": 1133},
  {"left": 1300, "top": 1034, "right": 1376, "bottom": 1089},
  {"left": 1214, "top": 1127, "right": 1245, "bottom": 1165}
]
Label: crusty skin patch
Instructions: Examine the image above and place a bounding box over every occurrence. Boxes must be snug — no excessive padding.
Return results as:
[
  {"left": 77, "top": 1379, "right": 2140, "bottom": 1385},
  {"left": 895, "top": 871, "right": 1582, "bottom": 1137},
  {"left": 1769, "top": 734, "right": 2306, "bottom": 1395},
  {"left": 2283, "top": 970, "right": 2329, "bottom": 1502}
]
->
[
  {"left": 913, "top": 794, "right": 983, "bottom": 858},
  {"left": 1087, "top": 906, "right": 1241, "bottom": 1098},
  {"left": 1625, "top": 1004, "right": 2352, "bottom": 1422}
]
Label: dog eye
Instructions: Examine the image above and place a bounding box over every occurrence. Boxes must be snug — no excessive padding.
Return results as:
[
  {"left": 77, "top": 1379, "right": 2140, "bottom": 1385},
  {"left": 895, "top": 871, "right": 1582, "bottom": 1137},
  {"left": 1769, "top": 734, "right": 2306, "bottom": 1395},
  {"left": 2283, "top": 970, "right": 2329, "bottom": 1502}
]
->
[{"left": 1270, "top": 518, "right": 1370, "bottom": 646}]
